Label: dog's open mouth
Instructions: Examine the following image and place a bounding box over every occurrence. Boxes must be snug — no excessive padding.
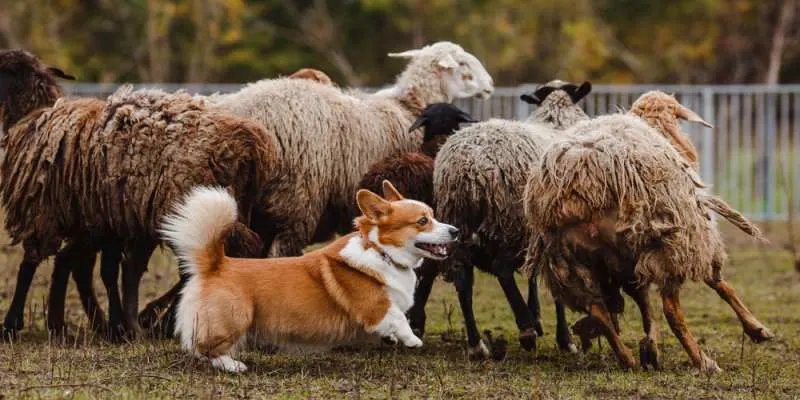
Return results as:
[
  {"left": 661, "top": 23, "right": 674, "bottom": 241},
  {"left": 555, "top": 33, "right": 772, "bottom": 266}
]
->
[{"left": 415, "top": 242, "right": 450, "bottom": 259}]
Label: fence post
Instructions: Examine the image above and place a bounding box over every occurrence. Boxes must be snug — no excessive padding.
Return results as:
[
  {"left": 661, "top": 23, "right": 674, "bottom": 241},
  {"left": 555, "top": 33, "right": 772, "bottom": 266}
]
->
[{"left": 701, "top": 87, "right": 715, "bottom": 186}]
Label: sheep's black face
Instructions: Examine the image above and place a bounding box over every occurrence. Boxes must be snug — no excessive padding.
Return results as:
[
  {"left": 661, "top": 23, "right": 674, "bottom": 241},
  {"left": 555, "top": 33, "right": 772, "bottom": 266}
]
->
[
  {"left": 0, "top": 50, "right": 70, "bottom": 129},
  {"left": 409, "top": 102, "right": 475, "bottom": 141}
]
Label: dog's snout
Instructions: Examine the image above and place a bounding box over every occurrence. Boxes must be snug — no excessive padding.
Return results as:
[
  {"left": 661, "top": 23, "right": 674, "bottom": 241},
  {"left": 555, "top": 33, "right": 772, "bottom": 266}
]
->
[{"left": 448, "top": 226, "right": 460, "bottom": 240}]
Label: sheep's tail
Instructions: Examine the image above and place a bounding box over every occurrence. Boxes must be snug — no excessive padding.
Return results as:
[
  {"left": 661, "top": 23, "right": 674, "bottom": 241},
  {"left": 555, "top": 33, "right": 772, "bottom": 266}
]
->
[
  {"left": 702, "top": 194, "right": 764, "bottom": 240},
  {"left": 160, "top": 187, "right": 238, "bottom": 277}
]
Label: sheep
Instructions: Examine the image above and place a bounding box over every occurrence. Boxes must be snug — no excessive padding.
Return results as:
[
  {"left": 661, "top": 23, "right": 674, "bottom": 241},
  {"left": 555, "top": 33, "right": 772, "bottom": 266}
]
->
[
  {"left": 288, "top": 68, "right": 334, "bottom": 86},
  {"left": 523, "top": 91, "right": 773, "bottom": 372},
  {"left": 0, "top": 50, "right": 273, "bottom": 340},
  {"left": 209, "top": 41, "right": 494, "bottom": 258},
  {"left": 432, "top": 80, "right": 591, "bottom": 356},
  {"left": 354, "top": 103, "right": 475, "bottom": 335}
]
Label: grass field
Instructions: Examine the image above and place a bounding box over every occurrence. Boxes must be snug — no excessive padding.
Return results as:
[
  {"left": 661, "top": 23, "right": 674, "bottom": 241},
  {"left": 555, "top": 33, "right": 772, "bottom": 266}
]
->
[{"left": 1, "top": 226, "right": 799, "bottom": 399}]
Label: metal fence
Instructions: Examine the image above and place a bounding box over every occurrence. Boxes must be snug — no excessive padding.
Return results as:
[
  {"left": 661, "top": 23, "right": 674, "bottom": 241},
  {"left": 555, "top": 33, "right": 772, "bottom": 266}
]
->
[{"left": 64, "top": 83, "right": 800, "bottom": 221}]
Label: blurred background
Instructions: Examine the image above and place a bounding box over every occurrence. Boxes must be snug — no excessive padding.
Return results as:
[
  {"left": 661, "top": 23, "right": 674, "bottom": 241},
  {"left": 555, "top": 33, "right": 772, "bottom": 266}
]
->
[
  {"left": 1, "top": 0, "right": 799, "bottom": 223},
  {"left": 2, "top": 0, "right": 798, "bottom": 85}
]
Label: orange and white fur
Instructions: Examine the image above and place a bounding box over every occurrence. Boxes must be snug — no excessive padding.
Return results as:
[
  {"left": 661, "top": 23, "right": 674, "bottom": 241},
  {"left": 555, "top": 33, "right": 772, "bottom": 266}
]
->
[{"left": 160, "top": 181, "right": 458, "bottom": 372}]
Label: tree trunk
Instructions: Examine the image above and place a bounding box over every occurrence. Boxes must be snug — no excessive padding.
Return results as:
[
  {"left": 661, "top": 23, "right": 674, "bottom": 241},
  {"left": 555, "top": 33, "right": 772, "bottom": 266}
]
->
[{"left": 765, "top": 0, "right": 796, "bottom": 84}]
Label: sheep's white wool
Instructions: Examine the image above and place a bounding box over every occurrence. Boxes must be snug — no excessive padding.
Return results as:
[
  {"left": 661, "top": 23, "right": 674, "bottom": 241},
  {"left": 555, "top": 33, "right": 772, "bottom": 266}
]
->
[{"left": 210, "top": 41, "right": 494, "bottom": 257}]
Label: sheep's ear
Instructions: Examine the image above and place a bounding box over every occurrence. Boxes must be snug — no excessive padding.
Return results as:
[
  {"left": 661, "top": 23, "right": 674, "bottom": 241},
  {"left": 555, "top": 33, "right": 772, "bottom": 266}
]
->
[
  {"left": 357, "top": 189, "right": 391, "bottom": 221},
  {"left": 572, "top": 81, "right": 592, "bottom": 103},
  {"left": 676, "top": 105, "right": 713, "bottom": 128},
  {"left": 388, "top": 49, "right": 421, "bottom": 58},
  {"left": 408, "top": 115, "right": 428, "bottom": 132},
  {"left": 436, "top": 54, "right": 459, "bottom": 70},
  {"left": 381, "top": 180, "right": 405, "bottom": 202},
  {"left": 457, "top": 109, "right": 477, "bottom": 123},
  {"left": 520, "top": 93, "right": 540, "bottom": 105},
  {"left": 46, "top": 67, "right": 75, "bottom": 80}
]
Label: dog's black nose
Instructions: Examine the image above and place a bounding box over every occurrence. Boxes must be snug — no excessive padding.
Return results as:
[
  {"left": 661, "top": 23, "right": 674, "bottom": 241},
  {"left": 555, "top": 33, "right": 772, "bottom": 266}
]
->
[{"left": 448, "top": 226, "right": 459, "bottom": 239}]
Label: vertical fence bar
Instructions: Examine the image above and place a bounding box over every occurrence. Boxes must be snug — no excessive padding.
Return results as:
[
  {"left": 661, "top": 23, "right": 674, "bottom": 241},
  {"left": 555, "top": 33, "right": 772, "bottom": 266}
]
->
[
  {"left": 717, "top": 93, "right": 728, "bottom": 199},
  {"left": 795, "top": 93, "right": 800, "bottom": 218},
  {"left": 766, "top": 92, "right": 776, "bottom": 219},
  {"left": 743, "top": 93, "right": 753, "bottom": 217},
  {"left": 702, "top": 87, "right": 715, "bottom": 185},
  {"left": 731, "top": 93, "right": 741, "bottom": 210},
  {"left": 780, "top": 93, "right": 790, "bottom": 218}
]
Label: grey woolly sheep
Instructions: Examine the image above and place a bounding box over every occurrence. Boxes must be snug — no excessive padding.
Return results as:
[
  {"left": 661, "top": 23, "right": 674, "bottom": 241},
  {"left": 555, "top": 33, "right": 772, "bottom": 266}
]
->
[
  {"left": 354, "top": 103, "right": 475, "bottom": 335},
  {"left": 432, "top": 80, "right": 591, "bottom": 357},
  {"left": 523, "top": 91, "right": 773, "bottom": 372},
  {"left": 209, "top": 41, "right": 494, "bottom": 258},
  {"left": 0, "top": 50, "right": 274, "bottom": 340}
]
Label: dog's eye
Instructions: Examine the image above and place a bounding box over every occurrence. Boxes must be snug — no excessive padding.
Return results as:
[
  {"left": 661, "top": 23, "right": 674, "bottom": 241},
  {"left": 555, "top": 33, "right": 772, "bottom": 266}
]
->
[{"left": 417, "top": 217, "right": 429, "bottom": 226}]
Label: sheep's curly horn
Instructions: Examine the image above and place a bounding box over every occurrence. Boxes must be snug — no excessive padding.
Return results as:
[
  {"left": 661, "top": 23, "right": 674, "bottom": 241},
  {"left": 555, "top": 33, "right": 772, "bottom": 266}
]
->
[{"left": 676, "top": 105, "right": 713, "bottom": 128}]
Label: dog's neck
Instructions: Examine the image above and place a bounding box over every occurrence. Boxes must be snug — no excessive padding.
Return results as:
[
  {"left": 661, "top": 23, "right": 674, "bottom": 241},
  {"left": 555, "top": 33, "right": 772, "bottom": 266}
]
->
[{"left": 364, "top": 228, "right": 422, "bottom": 270}]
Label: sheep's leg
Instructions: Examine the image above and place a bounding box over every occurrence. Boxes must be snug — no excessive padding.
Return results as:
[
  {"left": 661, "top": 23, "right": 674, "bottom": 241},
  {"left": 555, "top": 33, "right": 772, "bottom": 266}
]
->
[
  {"left": 47, "top": 245, "right": 75, "bottom": 336},
  {"left": 139, "top": 274, "right": 186, "bottom": 338},
  {"left": 661, "top": 290, "right": 721, "bottom": 373},
  {"left": 554, "top": 301, "right": 577, "bottom": 352},
  {"left": 100, "top": 244, "right": 125, "bottom": 341},
  {"left": 121, "top": 243, "right": 155, "bottom": 339},
  {"left": 525, "top": 275, "right": 544, "bottom": 336},
  {"left": 69, "top": 248, "right": 107, "bottom": 335},
  {"left": 704, "top": 278, "right": 774, "bottom": 343},
  {"left": 496, "top": 268, "right": 537, "bottom": 351},
  {"left": 453, "top": 265, "right": 488, "bottom": 358},
  {"left": 3, "top": 255, "right": 44, "bottom": 340},
  {"left": 588, "top": 303, "right": 637, "bottom": 370},
  {"left": 408, "top": 260, "right": 438, "bottom": 337},
  {"left": 623, "top": 284, "right": 660, "bottom": 370}
]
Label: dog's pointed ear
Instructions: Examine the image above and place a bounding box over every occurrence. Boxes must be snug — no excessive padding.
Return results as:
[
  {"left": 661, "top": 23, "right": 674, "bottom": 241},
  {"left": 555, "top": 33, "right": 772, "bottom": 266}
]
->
[
  {"left": 357, "top": 189, "right": 391, "bottom": 221},
  {"left": 46, "top": 67, "right": 75, "bottom": 80},
  {"left": 381, "top": 180, "right": 405, "bottom": 202}
]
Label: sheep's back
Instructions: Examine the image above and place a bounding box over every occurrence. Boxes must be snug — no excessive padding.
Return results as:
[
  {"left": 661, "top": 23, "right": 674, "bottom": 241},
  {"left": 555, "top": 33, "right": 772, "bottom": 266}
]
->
[
  {"left": 435, "top": 119, "right": 559, "bottom": 259},
  {"left": 215, "top": 78, "right": 423, "bottom": 215},
  {"left": 359, "top": 152, "right": 434, "bottom": 206},
  {"left": 525, "top": 114, "right": 725, "bottom": 287},
  {"left": 1, "top": 88, "right": 275, "bottom": 252}
]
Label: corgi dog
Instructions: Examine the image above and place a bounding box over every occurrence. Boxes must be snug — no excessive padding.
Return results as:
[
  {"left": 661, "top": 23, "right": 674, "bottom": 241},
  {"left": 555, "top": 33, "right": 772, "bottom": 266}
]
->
[{"left": 160, "top": 180, "right": 459, "bottom": 372}]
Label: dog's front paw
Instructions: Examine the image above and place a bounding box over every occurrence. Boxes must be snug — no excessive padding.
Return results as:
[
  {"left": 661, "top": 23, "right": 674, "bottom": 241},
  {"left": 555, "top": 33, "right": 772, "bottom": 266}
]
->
[
  {"left": 402, "top": 335, "right": 423, "bottom": 348},
  {"left": 382, "top": 334, "right": 399, "bottom": 345},
  {"left": 211, "top": 356, "right": 248, "bottom": 373}
]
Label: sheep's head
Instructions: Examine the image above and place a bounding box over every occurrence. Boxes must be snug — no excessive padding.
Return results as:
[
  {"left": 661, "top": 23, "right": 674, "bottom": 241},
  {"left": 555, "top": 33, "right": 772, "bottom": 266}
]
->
[
  {"left": 0, "top": 50, "right": 73, "bottom": 129},
  {"left": 520, "top": 80, "right": 592, "bottom": 106},
  {"left": 408, "top": 103, "right": 475, "bottom": 141},
  {"left": 388, "top": 41, "right": 494, "bottom": 101},
  {"left": 629, "top": 91, "right": 712, "bottom": 168}
]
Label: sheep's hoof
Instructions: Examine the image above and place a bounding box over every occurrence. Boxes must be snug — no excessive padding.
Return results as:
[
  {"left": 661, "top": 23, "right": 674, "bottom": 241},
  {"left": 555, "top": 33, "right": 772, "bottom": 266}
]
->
[
  {"left": 699, "top": 352, "right": 722, "bottom": 374},
  {"left": 533, "top": 320, "right": 544, "bottom": 337},
  {"left": 2, "top": 326, "right": 18, "bottom": 342},
  {"left": 616, "top": 348, "right": 638, "bottom": 371},
  {"left": 519, "top": 328, "right": 537, "bottom": 351},
  {"left": 467, "top": 340, "right": 490, "bottom": 360},
  {"left": 639, "top": 337, "right": 661, "bottom": 370},
  {"left": 106, "top": 323, "right": 127, "bottom": 343},
  {"left": 745, "top": 325, "right": 775, "bottom": 343}
]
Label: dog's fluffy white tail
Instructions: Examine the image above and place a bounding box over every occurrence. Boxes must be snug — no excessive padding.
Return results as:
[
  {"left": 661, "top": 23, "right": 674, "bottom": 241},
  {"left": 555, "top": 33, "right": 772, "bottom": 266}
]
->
[{"left": 160, "top": 186, "right": 238, "bottom": 277}]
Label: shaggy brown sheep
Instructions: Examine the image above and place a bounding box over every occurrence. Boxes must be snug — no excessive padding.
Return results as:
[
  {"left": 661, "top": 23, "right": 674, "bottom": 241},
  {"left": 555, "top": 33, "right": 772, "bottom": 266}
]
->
[
  {"left": 0, "top": 50, "right": 274, "bottom": 340},
  {"left": 523, "top": 91, "right": 772, "bottom": 371}
]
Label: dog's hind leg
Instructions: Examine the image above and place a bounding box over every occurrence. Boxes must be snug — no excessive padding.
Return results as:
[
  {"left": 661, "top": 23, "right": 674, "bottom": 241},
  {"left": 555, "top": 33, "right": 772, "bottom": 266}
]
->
[
  {"left": 661, "top": 289, "right": 720, "bottom": 373},
  {"left": 589, "top": 303, "right": 637, "bottom": 370}
]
